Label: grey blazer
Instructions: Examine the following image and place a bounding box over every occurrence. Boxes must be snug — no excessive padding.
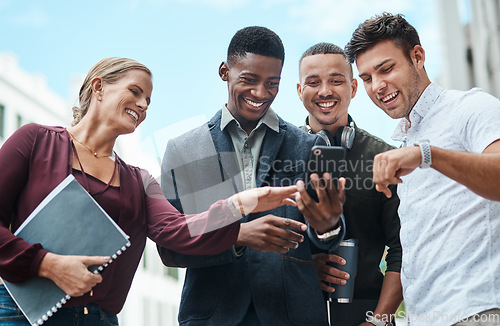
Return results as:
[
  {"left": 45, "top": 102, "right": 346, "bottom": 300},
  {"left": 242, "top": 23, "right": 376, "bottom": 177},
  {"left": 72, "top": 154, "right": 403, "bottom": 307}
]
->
[{"left": 158, "top": 110, "right": 345, "bottom": 326}]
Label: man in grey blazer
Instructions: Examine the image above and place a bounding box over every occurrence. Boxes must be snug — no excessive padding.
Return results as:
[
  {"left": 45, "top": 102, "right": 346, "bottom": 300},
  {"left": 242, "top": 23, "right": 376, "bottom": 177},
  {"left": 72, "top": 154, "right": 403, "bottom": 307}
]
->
[{"left": 158, "top": 26, "right": 346, "bottom": 326}]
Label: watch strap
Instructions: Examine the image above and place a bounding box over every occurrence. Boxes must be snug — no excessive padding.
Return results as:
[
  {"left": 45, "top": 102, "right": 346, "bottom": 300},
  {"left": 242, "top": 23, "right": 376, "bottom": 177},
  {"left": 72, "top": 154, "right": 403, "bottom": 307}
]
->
[
  {"left": 314, "top": 223, "right": 342, "bottom": 241},
  {"left": 227, "top": 197, "right": 244, "bottom": 218},
  {"left": 415, "top": 139, "right": 432, "bottom": 169}
]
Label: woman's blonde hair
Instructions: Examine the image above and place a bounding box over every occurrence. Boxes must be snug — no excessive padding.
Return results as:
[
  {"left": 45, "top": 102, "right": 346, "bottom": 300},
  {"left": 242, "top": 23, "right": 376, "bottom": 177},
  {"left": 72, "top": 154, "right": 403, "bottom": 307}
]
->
[{"left": 71, "top": 57, "right": 152, "bottom": 126}]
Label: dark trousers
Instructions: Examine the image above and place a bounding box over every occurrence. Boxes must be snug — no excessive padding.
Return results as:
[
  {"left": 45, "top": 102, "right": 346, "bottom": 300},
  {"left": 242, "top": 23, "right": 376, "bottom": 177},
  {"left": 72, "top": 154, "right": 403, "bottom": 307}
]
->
[
  {"left": 0, "top": 285, "right": 118, "bottom": 326},
  {"left": 329, "top": 299, "right": 378, "bottom": 326}
]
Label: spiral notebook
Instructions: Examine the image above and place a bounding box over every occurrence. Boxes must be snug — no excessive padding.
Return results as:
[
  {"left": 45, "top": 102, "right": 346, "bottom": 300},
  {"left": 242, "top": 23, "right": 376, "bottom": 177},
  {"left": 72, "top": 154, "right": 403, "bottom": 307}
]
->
[{"left": 1, "top": 174, "right": 131, "bottom": 326}]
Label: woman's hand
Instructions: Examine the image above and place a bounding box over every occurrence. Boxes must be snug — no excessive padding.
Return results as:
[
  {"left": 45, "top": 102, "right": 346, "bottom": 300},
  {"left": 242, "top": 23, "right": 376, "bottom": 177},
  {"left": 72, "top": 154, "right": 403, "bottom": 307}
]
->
[
  {"left": 38, "top": 252, "right": 110, "bottom": 297},
  {"left": 230, "top": 185, "right": 298, "bottom": 215}
]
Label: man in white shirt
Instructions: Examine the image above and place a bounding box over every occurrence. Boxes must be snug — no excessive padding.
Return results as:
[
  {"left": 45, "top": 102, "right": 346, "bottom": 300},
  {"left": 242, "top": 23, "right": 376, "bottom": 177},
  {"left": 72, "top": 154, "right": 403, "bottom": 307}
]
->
[{"left": 345, "top": 13, "right": 500, "bottom": 326}]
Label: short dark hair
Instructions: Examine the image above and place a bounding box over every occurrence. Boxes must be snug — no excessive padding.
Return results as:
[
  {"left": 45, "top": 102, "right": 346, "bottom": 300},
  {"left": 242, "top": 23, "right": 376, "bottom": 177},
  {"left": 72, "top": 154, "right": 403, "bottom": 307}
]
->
[
  {"left": 299, "top": 42, "right": 353, "bottom": 78},
  {"left": 345, "top": 13, "right": 421, "bottom": 64},
  {"left": 300, "top": 42, "right": 344, "bottom": 63},
  {"left": 227, "top": 26, "right": 285, "bottom": 66}
]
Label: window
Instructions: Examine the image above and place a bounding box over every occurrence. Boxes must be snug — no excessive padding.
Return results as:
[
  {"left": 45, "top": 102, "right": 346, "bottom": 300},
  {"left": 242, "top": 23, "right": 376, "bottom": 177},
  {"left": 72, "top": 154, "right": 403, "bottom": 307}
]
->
[
  {"left": 16, "top": 114, "right": 22, "bottom": 129},
  {"left": 142, "top": 251, "right": 148, "bottom": 270},
  {"left": 163, "top": 266, "right": 178, "bottom": 280},
  {"left": 0, "top": 104, "right": 4, "bottom": 139}
]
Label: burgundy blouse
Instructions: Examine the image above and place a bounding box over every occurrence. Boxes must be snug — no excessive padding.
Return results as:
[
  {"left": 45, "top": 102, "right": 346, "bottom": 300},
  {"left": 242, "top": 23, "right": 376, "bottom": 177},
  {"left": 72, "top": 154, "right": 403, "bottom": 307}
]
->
[{"left": 0, "top": 124, "right": 240, "bottom": 314}]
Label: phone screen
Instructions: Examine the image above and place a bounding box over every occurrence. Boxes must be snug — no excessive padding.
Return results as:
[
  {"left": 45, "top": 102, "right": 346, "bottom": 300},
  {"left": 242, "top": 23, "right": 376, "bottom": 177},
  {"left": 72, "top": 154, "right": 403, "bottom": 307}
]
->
[{"left": 305, "top": 146, "right": 346, "bottom": 202}]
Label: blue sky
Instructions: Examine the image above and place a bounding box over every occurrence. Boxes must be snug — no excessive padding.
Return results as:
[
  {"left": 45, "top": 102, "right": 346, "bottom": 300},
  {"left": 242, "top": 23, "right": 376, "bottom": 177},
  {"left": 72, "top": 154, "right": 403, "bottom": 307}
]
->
[{"left": 0, "top": 0, "right": 447, "bottom": 148}]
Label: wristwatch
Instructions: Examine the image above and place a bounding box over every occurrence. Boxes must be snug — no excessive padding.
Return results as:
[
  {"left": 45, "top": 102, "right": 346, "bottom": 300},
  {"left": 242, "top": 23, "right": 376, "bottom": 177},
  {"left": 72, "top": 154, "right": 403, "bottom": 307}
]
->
[
  {"left": 314, "top": 224, "right": 341, "bottom": 241},
  {"left": 227, "top": 197, "right": 244, "bottom": 218},
  {"left": 414, "top": 139, "right": 432, "bottom": 169}
]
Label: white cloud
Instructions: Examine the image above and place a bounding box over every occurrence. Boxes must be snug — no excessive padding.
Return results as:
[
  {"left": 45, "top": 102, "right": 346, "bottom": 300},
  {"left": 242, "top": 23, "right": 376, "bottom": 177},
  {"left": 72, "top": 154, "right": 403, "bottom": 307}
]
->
[
  {"left": 283, "top": 0, "right": 441, "bottom": 79},
  {"left": 287, "top": 0, "right": 415, "bottom": 39}
]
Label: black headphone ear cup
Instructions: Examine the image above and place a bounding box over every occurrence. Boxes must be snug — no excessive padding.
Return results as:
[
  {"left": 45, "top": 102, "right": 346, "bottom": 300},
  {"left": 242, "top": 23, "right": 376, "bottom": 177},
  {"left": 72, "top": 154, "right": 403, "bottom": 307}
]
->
[
  {"left": 341, "top": 126, "right": 355, "bottom": 149},
  {"left": 333, "top": 126, "right": 344, "bottom": 147}
]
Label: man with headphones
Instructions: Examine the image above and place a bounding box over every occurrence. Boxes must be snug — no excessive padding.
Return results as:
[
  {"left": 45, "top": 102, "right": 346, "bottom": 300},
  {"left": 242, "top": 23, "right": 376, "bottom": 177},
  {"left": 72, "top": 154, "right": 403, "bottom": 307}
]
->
[{"left": 297, "top": 42, "right": 403, "bottom": 326}]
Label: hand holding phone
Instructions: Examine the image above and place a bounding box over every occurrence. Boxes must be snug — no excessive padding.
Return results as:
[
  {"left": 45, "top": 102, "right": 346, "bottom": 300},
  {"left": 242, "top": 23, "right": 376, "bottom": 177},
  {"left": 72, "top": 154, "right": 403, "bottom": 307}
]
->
[{"left": 305, "top": 146, "right": 346, "bottom": 202}]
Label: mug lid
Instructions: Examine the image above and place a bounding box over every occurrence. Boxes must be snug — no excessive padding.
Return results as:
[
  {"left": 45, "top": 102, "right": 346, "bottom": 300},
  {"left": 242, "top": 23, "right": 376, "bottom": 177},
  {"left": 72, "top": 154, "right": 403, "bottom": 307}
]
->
[{"left": 339, "top": 238, "right": 359, "bottom": 246}]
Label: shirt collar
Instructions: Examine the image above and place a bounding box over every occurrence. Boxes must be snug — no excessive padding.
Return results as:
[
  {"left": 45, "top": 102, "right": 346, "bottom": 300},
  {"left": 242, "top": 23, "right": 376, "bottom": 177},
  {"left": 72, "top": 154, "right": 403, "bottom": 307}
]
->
[
  {"left": 220, "top": 105, "right": 280, "bottom": 133},
  {"left": 411, "top": 82, "right": 443, "bottom": 120},
  {"left": 392, "top": 83, "right": 444, "bottom": 141}
]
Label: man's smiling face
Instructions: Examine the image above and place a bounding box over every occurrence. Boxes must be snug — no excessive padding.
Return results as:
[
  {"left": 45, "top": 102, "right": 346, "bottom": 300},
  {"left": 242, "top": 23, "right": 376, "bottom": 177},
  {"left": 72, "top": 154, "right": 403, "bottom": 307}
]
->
[
  {"left": 356, "top": 39, "right": 425, "bottom": 120},
  {"left": 297, "top": 53, "right": 357, "bottom": 131},
  {"left": 220, "top": 53, "right": 282, "bottom": 133}
]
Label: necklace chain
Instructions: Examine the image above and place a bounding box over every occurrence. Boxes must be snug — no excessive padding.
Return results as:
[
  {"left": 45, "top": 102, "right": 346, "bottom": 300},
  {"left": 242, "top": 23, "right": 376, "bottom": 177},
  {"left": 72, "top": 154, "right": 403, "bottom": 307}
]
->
[{"left": 67, "top": 130, "right": 114, "bottom": 159}]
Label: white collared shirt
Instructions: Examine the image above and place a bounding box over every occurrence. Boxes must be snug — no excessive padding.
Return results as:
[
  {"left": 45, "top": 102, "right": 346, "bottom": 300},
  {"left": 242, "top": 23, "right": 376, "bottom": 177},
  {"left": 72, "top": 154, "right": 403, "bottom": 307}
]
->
[
  {"left": 393, "top": 83, "right": 500, "bottom": 325},
  {"left": 221, "top": 106, "right": 279, "bottom": 190}
]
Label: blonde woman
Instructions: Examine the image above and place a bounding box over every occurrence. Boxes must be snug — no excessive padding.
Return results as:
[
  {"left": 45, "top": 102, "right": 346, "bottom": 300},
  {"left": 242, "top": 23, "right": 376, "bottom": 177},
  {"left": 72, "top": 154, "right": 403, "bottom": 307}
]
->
[{"left": 0, "top": 57, "right": 301, "bottom": 325}]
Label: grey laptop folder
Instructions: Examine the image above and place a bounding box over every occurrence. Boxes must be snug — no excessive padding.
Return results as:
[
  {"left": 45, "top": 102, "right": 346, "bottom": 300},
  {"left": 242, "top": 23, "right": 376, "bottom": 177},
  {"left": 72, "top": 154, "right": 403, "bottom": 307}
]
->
[{"left": 2, "top": 174, "right": 130, "bottom": 326}]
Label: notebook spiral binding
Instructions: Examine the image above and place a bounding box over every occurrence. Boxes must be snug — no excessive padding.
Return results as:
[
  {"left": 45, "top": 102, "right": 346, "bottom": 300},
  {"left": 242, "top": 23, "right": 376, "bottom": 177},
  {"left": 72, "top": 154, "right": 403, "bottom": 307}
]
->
[{"left": 35, "top": 242, "right": 131, "bottom": 326}]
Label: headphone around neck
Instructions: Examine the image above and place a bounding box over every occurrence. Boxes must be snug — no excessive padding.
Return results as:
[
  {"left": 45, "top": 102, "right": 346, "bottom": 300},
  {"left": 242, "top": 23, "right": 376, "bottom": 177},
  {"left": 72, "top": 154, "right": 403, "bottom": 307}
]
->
[{"left": 305, "top": 117, "right": 356, "bottom": 150}]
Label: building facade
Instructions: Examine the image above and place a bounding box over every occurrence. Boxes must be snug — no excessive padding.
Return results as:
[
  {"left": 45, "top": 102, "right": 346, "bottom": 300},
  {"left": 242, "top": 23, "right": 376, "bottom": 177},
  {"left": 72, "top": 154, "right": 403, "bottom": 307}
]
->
[
  {"left": 0, "top": 52, "right": 71, "bottom": 143},
  {"left": 438, "top": 0, "right": 500, "bottom": 97},
  {"left": 0, "top": 52, "right": 184, "bottom": 326},
  {"left": 118, "top": 240, "right": 185, "bottom": 326}
]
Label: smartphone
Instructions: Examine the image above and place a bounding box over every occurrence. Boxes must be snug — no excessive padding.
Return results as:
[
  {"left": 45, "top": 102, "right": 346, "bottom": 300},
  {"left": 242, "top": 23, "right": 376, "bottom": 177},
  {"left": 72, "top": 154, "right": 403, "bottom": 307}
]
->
[{"left": 305, "top": 146, "right": 346, "bottom": 202}]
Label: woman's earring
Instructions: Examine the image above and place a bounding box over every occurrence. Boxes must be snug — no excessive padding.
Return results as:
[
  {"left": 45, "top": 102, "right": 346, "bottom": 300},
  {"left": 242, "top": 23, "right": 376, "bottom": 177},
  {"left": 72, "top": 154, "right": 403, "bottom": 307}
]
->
[{"left": 98, "top": 96, "right": 102, "bottom": 101}]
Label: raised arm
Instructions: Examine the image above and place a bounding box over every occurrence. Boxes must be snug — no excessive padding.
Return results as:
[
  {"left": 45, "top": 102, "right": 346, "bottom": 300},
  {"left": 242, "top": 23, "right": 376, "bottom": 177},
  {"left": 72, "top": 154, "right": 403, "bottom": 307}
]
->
[
  {"left": 374, "top": 91, "right": 500, "bottom": 200},
  {"left": 145, "top": 168, "right": 299, "bottom": 255},
  {"left": 373, "top": 140, "right": 500, "bottom": 201}
]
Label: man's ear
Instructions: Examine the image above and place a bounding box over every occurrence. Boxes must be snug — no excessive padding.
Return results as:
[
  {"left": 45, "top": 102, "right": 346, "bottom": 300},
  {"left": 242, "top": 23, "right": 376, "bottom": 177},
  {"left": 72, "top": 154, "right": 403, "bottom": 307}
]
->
[
  {"left": 412, "top": 45, "right": 426, "bottom": 70},
  {"left": 219, "top": 62, "right": 229, "bottom": 81},
  {"left": 351, "top": 78, "right": 358, "bottom": 99},
  {"left": 296, "top": 82, "right": 303, "bottom": 101}
]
